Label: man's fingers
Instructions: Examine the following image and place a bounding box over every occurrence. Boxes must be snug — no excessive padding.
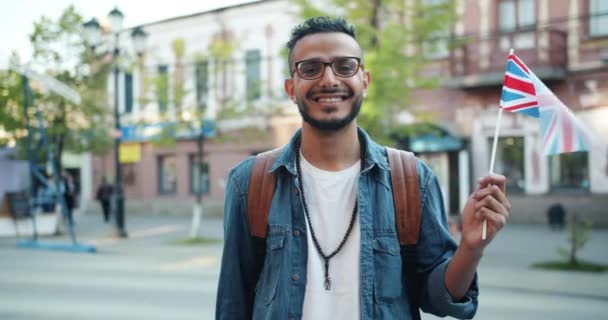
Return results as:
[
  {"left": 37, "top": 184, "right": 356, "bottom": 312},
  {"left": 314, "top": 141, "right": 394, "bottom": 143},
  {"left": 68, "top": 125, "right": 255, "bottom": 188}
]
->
[
  {"left": 477, "top": 174, "right": 508, "bottom": 192},
  {"left": 475, "top": 194, "right": 509, "bottom": 219},
  {"left": 475, "top": 207, "right": 507, "bottom": 229},
  {"left": 474, "top": 185, "right": 511, "bottom": 212}
]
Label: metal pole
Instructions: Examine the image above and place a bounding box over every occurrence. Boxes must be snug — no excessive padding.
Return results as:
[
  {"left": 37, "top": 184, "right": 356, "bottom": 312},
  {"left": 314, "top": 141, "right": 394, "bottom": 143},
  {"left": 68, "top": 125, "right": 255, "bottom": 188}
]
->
[
  {"left": 196, "top": 129, "right": 204, "bottom": 204},
  {"left": 22, "top": 75, "right": 38, "bottom": 241},
  {"left": 189, "top": 122, "right": 205, "bottom": 239},
  {"left": 113, "top": 33, "right": 127, "bottom": 238}
]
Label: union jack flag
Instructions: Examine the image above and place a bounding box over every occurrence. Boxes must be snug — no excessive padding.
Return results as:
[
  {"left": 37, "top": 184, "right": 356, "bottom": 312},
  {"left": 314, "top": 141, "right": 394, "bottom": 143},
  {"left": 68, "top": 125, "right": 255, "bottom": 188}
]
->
[
  {"left": 529, "top": 71, "right": 593, "bottom": 155},
  {"left": 499, "top": 54, "right": 540, "bottom": 118}
]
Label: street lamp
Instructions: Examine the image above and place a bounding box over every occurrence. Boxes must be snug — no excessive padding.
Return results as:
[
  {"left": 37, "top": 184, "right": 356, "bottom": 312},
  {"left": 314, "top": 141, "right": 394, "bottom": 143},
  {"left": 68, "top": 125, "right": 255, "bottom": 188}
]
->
[
  {"left": 179, "top": 111, "right": 207, "bottom": 239},
  {"left": 83, "top": 7, "right": 147, "bottom": 238}
]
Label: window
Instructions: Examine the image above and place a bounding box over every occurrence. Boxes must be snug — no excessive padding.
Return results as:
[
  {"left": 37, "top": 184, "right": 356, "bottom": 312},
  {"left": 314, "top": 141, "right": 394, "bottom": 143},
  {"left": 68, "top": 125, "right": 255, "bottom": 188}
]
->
[
  {"left": 213, "top": 59, "right": 235, "bottom": 104},
  {"left": 489, "top": 137, "right": 525, "bottom": 192},
  {"left": 156, "top": 65, "right": 169, "bottom": 113},
  {"left": 124, "top": 73, "right": 133, "bottom": 113},
  {"left": 549, "top": 152, "right": 589, "bottom": 191},
  {"left": 499, "top": 0, "right": 536, "bottom": 32},
  {"left": 590, "top": 0, "right": 608, "bottom": 37},
  {"left": 190, "top": 155, "right": 210, "bottom": 195},
  {"left": 195, "top": 60, "right": 209, "bottom": 110},
  {"left": 121, "top": 164, "right": 136, "bottom": 186},
  {"left": 158, "top": 155, "right": 177, "bottom": 194},
  {"left": 245, "top": 49, "right": 262, "bottom": 101}
]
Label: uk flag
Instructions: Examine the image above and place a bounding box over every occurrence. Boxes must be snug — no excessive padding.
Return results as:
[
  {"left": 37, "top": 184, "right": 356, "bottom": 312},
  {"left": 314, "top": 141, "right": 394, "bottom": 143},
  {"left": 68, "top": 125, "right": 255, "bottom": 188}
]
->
[
  {"left": 529, "top": 71, "right": 593, "bottom": 155},
  {"left": 499, "top": 54, "right": 540, "bottom": 118}
]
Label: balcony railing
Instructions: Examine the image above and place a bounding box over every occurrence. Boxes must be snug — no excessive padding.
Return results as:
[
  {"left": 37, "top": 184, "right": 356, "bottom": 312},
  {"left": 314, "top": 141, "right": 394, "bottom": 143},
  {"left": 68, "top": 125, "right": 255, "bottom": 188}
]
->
[{"left": 447, "top": 29, "right": 568, "bottom": 87}]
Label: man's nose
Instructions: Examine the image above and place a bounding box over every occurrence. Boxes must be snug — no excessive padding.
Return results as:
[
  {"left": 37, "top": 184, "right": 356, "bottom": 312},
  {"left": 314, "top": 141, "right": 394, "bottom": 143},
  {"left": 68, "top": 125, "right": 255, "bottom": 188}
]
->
[{"left": 318, "top": 64, "right": 339, "bottom": 87}]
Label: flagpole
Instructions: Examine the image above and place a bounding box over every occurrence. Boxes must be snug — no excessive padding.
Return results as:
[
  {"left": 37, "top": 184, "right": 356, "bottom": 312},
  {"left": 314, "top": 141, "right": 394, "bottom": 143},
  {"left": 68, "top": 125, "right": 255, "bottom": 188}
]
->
[
  {"left": 483, "top": 48, "right": 513, "bottom": 240},
  {"left": 484, "top": 108, "right": 502, "bottom": 240}
]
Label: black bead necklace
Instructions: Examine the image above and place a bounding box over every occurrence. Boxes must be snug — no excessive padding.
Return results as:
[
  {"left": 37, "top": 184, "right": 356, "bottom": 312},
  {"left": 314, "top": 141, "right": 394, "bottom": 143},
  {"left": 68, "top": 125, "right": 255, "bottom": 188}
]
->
[{"left": 295, "top": 136, "right": 364, "bottom": 291}]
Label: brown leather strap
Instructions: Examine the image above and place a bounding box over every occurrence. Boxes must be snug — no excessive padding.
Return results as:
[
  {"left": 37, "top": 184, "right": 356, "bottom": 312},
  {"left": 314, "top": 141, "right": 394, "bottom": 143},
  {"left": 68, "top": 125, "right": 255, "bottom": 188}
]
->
[
  {"left": 386, "top": 147, "right": 421, "bottom": 245},
  {"left": 247, "top": 148, "right": 282, "bottom": 238}
]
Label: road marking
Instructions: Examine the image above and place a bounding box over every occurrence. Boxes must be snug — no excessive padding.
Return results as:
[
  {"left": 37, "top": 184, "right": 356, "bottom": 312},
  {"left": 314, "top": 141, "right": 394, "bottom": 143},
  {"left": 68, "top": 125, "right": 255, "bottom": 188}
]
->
[{"left": 160, "top": 256, "right": 219, "bottom": 271}]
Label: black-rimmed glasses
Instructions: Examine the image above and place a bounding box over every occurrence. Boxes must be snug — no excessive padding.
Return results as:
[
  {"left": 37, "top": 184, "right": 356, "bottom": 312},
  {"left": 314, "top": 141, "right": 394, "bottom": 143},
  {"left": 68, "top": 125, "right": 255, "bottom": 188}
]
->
[{"left": 293, "top": 57, "right": 362, "bottom": 80}]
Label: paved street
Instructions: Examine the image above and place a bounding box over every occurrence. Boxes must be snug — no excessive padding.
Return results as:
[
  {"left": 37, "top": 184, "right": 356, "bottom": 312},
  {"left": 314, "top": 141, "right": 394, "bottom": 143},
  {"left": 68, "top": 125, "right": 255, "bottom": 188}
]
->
[{"left": 1, "top": 213, "right": 607, "bottom": 320}]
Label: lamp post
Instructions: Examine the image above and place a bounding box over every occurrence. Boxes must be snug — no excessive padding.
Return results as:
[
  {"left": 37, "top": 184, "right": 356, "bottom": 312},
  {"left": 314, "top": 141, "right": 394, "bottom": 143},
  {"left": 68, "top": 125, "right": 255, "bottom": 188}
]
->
[
  {"left": 180, "top": 111, "right": 206, "bottom": 239},
  {"left": 84, "top": 8, "right": 147, "bottom": 238}
]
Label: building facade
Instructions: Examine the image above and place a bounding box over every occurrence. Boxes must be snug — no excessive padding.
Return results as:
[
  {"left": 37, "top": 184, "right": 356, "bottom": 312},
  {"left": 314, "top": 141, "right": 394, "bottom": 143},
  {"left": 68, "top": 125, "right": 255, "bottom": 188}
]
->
[
  {"left": 90, "top": 0, "right": 302, "bottom": 215},
  {"left": 414, "top": 0, "right": 608, "bottom": 225},
  {"left": 90, "top": 0, "right": 608, "bottom": 225}
]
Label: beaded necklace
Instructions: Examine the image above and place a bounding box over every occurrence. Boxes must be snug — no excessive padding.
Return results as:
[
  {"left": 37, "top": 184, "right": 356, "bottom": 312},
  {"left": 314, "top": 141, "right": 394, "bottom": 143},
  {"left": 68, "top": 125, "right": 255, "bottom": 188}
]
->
[{"left": 295, "top": 136, "right": 364, "bottom": 290}]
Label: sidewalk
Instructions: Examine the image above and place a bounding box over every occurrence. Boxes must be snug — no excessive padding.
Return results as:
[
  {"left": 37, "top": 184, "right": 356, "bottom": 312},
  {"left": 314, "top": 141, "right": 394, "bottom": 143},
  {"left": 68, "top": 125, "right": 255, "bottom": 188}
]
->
[
  {"left": 2, "top": 212, "right": 607, "bottom": 320},
  {"left": 7, "top": 212, "right": 608, "bottom": 300},
  {"left": 4, "top": 211, "right": 224, "bottom": 256},
  {"left": 86, "top": 213, "right": 608, "bottom": 297},
  {"left": 477, "top": 224, "right": 608, "bottom": 300}
]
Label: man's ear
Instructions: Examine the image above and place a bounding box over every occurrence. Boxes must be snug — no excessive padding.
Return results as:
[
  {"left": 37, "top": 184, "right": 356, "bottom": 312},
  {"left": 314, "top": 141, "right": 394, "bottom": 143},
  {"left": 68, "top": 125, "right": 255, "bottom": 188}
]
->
[
  {"left": 363, "top": 70, "right": 371, "bottom": 91},
  {"left": 284, "top": 78, "right": 296, "bottom": 103}
]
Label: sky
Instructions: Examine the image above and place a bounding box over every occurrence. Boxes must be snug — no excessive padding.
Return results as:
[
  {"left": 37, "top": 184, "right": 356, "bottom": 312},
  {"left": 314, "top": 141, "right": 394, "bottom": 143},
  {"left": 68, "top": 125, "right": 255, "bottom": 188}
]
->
[{"left": 0, "top": 0, "right": 256, "bottom": 66}]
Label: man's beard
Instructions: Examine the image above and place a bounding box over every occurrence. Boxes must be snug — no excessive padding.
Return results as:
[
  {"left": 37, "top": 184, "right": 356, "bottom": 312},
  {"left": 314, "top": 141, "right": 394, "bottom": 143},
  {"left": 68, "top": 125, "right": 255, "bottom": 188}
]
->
[{"left": 297, "top": 93, "right": 363, "bottom": 131}]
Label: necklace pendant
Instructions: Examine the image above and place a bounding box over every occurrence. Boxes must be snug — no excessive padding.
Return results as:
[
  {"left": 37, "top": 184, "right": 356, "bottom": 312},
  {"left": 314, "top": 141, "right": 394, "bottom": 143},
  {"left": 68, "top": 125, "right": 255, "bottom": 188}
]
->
[{"left": 324, "top": 277, "right": 332, "bottom": 291}]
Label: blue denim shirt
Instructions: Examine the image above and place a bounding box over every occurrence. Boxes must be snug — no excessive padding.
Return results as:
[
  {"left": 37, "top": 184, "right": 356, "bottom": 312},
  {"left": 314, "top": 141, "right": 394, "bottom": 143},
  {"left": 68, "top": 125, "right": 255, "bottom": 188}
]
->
[{"left": 216, "top": 128, "right": 478, "bottom": 320}]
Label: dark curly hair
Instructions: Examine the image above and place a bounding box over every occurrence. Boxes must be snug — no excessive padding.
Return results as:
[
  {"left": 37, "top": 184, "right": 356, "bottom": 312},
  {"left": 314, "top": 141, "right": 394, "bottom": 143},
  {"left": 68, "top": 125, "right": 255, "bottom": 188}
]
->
[{"left": 286, "top": 16, "right": 358, "bottom": 69}]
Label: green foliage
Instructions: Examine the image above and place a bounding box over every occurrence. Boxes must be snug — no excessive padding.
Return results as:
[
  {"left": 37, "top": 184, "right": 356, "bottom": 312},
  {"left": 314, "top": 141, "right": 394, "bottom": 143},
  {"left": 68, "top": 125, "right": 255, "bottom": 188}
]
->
[
  {"left": 532, "top": 214, "right": 606, "bottom": 273},
  {"left": 193, "top": 52, "right": 209, "bottom": 63},
  {"left": 2, "top": 6, "right": 113, "bottom": 161},
  {"left": 214, "top": 97, "right": 257, "bottom": 120},
  {"left": 137, "top": 56, "right": 151, "bottom": 106},
  {"left": 291, "top": 0, "right": 457, "bottom": 144},
  {"left": 558, "top": 214, "right": 592, "bottom": 265},
  {"left": 172, "top": 38, "right": 186, "bottom": 58},
  {"left": 172, "top": 38, "right": 187, "bottom": 113},
  {"left": 209, "top": 32, "right": 237, "bottom": 61},
  {"left": 531, "top": 260, "right": 608, "bottom": 273},
  {"left": 0, "top": 59, "right": 24, "bottom": 146},
  {"left": 170, "top": 237, "right": 222, "bottom": 245},
  {"left": 154, "top": 69, "right": 170, "bottom": 114}
]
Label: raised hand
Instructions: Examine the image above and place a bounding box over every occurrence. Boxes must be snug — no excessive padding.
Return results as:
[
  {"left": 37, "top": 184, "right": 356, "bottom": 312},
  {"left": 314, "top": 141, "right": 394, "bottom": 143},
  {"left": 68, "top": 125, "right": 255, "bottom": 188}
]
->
[{"left": 460, "top": 174, "right": 511, "bottom": 253}]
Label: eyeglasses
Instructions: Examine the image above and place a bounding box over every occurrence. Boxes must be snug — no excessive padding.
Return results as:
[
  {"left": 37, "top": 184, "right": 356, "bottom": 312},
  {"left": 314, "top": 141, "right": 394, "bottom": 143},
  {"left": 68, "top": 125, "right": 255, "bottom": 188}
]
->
[{"left": 293, "top": 57, "right": 362, "bottom": 80}]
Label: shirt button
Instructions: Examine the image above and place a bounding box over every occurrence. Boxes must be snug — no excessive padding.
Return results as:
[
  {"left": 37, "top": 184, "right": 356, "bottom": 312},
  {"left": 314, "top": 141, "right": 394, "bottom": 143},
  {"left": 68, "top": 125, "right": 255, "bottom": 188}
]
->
[
  {"left": 293, "top": 230, "right": 300, "bottom": 237},
  {"left": 292, "top": 273, "right": 300, "bottom": 281}
]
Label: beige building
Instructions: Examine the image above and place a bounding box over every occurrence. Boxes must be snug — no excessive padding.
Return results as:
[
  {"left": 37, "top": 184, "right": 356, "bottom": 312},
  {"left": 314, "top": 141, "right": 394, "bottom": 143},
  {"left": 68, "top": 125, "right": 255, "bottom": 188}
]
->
[
  {"left": 91, "top": 0, "right": 608, "bottom": 225},
  {"left": 91, "top": 0, "right": 301, "bottom": 215}
]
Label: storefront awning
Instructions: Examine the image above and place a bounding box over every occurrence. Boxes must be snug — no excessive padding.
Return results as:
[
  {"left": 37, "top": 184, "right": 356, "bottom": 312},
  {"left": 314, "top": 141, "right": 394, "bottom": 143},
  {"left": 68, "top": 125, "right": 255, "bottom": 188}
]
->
[{"left": 409, "top": 134, "right": 463, "bottom": 153}]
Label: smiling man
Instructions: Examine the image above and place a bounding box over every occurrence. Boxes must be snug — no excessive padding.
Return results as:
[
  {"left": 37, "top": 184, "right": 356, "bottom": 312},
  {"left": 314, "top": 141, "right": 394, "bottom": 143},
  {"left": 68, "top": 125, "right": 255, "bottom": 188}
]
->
[{"left": 216, "top": 17, "right": 511, "bottom": 320}]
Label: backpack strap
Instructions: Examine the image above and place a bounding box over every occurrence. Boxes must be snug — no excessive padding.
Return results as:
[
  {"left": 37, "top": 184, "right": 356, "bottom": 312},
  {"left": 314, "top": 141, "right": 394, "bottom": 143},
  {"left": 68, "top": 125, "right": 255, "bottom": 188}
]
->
[
  {"left": 247, "top": 148, "right": 282, "bottom": 238},
  {"left": 386, "top": 147, "right": 421, "bottom": 245},
  {"left": 386, "top": 147, "right": 422, "bottom": 320}
]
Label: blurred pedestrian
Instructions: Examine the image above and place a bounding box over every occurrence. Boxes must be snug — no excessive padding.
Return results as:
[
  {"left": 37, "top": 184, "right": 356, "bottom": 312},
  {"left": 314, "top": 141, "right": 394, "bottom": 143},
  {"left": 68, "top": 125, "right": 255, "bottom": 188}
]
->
[
  {"left": 547, "top": 203, "right": 566, "bottom": 231},
  {"left": 96, "top": 177, "right": 113, "bottom": 223},
  {"left": 62, "top": 171, "right": 76, "bottom": 225},
  {"left": 37, "top": 172, "right": 56, "bottom": 213}
]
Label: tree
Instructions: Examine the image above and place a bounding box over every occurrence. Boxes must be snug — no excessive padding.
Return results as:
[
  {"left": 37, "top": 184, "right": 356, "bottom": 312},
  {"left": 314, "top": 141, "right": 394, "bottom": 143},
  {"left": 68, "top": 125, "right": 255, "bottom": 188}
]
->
[
  {"left": 172, "top": 38, "right": 186, "bottom": 115},
  {"left": 292, "top": 0, "right": 456, "bottom": 144},
  {"left": 559, "top": 214, "right": 592, "bottom": 265},
  {"left": 0, "top": 54, "right": 25, "bottom": 147},
  {"left": 24, "top": 5, "right": 112, "bottom": 169}
]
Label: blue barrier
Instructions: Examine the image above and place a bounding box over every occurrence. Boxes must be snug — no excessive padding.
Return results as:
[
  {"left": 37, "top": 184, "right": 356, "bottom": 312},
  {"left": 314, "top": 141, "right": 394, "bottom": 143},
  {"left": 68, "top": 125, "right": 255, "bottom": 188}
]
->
[{"left": 17, "top": 239, "right": 97, "bottom": 253}]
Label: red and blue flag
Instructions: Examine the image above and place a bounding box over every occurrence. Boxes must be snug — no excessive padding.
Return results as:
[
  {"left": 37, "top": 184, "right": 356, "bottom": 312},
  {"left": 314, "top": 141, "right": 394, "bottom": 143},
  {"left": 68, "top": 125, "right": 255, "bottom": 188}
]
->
[
  {"left": 499, "top": 54, "right": 540, "bottom": 118},
  {"left": 529, "top": 72, "right": 593, "bottom": 155}
]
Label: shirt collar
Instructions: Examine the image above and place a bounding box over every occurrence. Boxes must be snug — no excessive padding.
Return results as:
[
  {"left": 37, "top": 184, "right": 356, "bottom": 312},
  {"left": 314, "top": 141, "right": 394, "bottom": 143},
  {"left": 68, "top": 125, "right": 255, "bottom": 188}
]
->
[{"left": 270, "top": 127, "right": 390, "bottom": 176}]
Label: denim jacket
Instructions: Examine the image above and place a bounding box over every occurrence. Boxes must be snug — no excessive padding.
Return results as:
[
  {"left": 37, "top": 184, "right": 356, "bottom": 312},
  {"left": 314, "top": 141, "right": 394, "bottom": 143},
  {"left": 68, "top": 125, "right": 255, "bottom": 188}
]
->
[{"left": 216, "top": 128, "right": 478, "bottom": 320}]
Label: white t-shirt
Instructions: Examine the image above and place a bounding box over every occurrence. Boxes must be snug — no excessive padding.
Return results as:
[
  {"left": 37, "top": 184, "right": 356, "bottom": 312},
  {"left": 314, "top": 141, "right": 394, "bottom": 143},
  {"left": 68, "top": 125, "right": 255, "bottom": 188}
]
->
[{"left": 300, "top": 152, "right": 361, "bottom": 320}]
